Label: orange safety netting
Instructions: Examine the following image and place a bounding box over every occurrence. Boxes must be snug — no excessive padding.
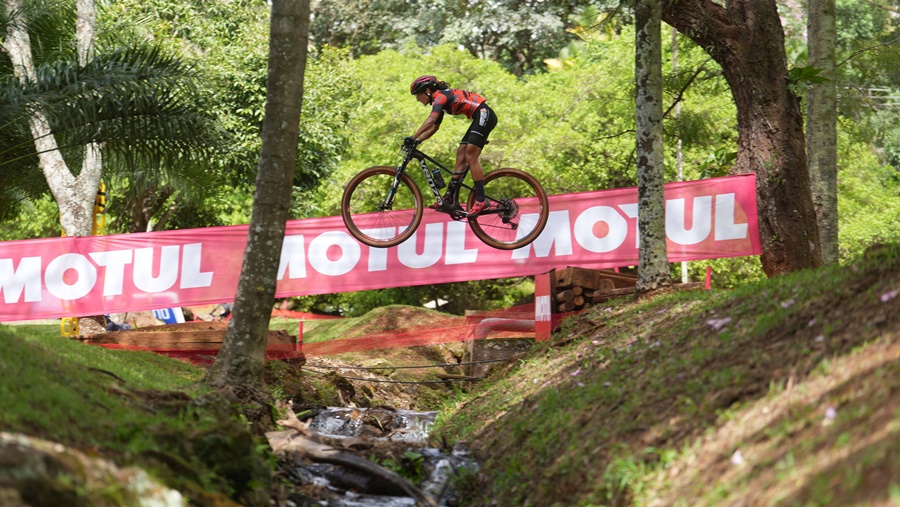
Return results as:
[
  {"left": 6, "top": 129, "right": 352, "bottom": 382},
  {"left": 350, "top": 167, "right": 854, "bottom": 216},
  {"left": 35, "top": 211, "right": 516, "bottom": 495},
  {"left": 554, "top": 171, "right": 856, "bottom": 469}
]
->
[{"left": 91, "top": 303, "right": 576, "bottom": 365}]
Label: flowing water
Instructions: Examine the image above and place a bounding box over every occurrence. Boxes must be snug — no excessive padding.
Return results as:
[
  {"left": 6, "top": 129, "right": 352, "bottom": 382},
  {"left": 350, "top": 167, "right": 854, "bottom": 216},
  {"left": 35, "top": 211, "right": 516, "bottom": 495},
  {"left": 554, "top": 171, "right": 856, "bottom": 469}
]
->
[{"left": 285, "top": 407, "right": 475, "bottom": 507}]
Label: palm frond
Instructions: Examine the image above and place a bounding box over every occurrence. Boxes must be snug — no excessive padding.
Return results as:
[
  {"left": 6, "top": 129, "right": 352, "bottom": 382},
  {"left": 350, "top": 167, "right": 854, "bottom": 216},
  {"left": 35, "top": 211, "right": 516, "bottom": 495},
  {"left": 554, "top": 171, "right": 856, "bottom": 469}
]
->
[{"left": 4, "top": 42, "right": 226, "bottom": 169}]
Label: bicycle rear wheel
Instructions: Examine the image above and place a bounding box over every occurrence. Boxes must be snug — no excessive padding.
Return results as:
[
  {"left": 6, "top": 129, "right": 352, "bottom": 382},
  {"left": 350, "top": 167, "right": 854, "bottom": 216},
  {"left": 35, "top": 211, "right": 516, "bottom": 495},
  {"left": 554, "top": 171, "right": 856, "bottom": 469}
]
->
[
  {"left": 467, "top": 168, "right": 549, "bottom": 250},
  {"left": 341, "top": 166, "right": 424, "bottom": 248}
]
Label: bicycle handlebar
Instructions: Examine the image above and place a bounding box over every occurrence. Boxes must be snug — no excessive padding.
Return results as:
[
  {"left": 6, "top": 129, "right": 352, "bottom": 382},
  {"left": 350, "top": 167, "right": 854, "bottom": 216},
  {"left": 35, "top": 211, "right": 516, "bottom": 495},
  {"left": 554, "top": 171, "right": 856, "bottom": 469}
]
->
[{"left": 402, "top": 136, "right": 421, "bottom": 152}]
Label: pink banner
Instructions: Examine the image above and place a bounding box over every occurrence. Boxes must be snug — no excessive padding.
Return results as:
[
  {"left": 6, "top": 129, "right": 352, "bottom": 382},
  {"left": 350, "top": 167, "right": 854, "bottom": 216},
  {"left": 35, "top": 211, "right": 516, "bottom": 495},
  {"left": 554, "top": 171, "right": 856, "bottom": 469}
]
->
[{"left": 0, "top": 174, "right": 759, "bottom": 322}]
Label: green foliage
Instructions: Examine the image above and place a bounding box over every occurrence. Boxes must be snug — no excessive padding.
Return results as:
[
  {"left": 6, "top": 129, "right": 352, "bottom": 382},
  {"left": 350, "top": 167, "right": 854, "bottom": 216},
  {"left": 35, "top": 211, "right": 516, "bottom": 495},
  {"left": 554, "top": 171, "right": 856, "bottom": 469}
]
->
[
  {"left": 1, "top": 0, "right": 897, "bottom": 312},
  {"left": 0, "top": 324, "right": 272, "bottom": 504},
  {"left": 309, "top": 0, "right": 592, "bottom": 76},
  {"left": 699, "top": 147, "right": 738, "bottom": 179},
  {"left": 372, "top": 449, "right": 428, "bottom": 484},
  {"left": 834, "top": 127, "right": 900, "bottom": 261},
  {"left": 0, "top": 195, "right": 61, "bottom": 240},
  {"left": 787, "top": 65, "right": 829, "bottom": 95}
]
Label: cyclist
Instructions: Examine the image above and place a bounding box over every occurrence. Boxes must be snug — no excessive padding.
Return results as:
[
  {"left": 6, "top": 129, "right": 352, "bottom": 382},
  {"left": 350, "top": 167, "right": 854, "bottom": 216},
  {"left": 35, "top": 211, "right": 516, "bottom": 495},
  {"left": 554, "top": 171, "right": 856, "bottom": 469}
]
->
[{"left": 408, "top": 75, "right": 498, "bottom": 215}]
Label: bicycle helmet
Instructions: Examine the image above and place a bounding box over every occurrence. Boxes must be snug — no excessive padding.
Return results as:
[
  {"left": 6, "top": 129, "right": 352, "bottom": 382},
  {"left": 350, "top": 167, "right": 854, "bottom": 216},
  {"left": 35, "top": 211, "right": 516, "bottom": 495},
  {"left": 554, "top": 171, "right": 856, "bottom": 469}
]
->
[{"left": 410, "top": 75, "right": 439, "bottom": 95}]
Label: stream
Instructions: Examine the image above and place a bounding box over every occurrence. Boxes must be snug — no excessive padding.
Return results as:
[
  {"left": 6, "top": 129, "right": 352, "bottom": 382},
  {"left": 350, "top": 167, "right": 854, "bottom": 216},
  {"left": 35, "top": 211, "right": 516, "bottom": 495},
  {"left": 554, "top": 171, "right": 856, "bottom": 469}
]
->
[{"left": 278, "top": 407, "right": 476, "bottom": 507}]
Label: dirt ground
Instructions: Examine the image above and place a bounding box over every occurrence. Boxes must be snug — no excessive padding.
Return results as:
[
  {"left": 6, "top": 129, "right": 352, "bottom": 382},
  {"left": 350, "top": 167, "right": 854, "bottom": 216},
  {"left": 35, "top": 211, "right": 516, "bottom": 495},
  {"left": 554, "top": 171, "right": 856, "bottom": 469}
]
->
[{"left": 80, "top": 306, "right": 471, "bottom": 412}]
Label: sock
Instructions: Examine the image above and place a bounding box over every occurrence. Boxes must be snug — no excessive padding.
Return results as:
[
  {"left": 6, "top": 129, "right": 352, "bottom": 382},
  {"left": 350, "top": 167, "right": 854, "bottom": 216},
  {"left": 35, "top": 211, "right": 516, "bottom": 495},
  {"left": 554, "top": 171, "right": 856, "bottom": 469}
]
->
[{"left": 474, "top": 181, "right": 485, "bottom": 202}]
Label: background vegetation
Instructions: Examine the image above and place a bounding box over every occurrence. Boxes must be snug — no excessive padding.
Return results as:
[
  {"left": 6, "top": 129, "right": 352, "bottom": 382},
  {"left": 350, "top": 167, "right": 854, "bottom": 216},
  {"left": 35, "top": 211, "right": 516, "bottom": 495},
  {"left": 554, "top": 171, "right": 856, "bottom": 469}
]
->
[{"left": 1, "top": 0, "right": 898, "bottom": 313}]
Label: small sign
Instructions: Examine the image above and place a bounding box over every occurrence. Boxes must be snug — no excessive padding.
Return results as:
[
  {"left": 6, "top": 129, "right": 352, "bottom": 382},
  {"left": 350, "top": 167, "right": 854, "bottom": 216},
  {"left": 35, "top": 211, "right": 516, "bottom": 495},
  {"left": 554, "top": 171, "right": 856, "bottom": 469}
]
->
[
  {"left": 534, "top": 273, "right": 552, "bottom": 341},
  {"left": 152, "top": 307, "right": 185, "bottom": 324}
]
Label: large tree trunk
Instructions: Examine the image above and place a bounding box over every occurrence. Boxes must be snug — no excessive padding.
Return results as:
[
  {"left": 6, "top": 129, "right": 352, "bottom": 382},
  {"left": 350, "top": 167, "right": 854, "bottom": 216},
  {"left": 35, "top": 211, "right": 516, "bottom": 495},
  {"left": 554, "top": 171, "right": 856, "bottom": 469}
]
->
[
  {"left": 663, "top": 0, "right": 823, "bottom": 276},
  {"left": 635, "top": 0, "right": 673, "bottom": 293},
  {"left": 807, "top": 0, "right": 838, "bottom": 264},
  {"left": 206, "top": 0, "right": 310, "bottom": 390}
]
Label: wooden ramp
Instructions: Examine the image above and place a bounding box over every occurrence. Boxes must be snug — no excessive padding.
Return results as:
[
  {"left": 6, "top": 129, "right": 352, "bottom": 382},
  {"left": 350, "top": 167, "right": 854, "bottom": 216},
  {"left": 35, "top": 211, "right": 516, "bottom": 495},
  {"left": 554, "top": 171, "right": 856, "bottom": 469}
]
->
[{"left": 80, "top": 321, "right": 303, "bottom": 364}]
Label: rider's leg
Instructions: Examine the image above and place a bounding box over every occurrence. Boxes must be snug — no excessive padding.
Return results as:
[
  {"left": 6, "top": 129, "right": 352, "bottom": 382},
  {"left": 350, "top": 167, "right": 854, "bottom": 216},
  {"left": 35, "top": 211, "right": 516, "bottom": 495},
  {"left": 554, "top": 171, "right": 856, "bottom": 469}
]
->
[
  {"left": 465, "top": 144, "right": 486, "bottom": 203},
  {"left": 453, "top": 144, "right": 468, "bottom": 180}
]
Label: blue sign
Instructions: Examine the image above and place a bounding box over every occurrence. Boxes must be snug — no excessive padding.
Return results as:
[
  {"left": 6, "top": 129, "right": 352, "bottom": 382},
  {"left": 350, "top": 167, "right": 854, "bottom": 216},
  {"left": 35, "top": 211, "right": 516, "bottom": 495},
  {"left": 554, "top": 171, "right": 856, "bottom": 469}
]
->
[{"left": 152, "top": 307, "right": 185, "bottom": 324}]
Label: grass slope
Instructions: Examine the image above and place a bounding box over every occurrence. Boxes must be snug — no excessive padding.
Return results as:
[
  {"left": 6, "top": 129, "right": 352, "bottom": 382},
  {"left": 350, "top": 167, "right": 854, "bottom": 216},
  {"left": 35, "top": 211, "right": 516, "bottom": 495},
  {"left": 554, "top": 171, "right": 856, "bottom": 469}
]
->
[
  {"left": 3, "top": 246, "right": 899, "bottom": 506},
  {"left": 0, "top": 325, "right": 272, "bottom": 506},
  {"left": 432, "top": 244, "right": 900, "bottom": 507}
]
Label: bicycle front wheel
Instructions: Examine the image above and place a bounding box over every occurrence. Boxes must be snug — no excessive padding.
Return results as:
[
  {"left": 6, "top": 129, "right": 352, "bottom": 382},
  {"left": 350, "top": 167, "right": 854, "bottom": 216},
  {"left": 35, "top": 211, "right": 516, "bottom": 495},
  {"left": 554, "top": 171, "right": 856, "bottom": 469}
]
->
[
  {"left": 467, "top": 168, "right": 550, "bottom": 250},
  {"left": 341, "top": 166, "right": 424, "bottom": 248}
]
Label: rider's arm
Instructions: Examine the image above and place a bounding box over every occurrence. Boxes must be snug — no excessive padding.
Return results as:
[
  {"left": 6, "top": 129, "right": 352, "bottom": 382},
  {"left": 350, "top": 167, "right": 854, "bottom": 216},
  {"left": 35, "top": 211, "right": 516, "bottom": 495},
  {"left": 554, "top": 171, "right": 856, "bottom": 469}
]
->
[{"left": 413, "top": 111, "right": 441, "bottom": 142}]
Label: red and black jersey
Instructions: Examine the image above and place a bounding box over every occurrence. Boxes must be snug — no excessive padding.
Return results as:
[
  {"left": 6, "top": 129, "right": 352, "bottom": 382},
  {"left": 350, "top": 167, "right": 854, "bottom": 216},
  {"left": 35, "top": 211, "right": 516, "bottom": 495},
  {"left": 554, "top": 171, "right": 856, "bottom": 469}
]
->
[{"left": 431, "top": 89, "right": 486, "bottom": 123}]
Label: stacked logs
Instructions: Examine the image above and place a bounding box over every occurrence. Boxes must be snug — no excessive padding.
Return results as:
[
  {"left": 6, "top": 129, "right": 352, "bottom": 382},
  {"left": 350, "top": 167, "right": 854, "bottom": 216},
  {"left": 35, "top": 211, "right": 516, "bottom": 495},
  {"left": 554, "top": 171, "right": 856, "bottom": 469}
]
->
[
  {"left": 550, "top": 266, "right": 705, "bottom": 313},
  {"left": 551, "top": 266, "right": 638, "bottom": 313}
]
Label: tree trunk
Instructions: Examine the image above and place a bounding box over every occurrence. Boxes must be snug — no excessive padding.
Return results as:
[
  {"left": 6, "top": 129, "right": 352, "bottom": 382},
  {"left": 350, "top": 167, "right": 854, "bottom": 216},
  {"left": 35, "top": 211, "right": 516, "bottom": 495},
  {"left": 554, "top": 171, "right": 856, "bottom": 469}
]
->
[
  {"left": 206, "top": 0, "right": 310, "bottom": 390},
  {"left": 662, "top": 0, "right": 823, "bottom": 276},
  {"left": 2, "top": 0, "right": 100, "bottom": 237},
  {"left": 807, "top": 0, "right": 838, "bottom": 264},
  {"left": 635, "top": 0, "right": 673, "bottom": 293}
]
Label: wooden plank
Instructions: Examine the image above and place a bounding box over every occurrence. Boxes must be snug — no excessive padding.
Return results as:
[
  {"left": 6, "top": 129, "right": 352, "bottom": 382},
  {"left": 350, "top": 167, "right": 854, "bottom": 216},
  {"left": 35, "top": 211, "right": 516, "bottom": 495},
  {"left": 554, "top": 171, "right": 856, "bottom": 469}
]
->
[
  {"left": 587, "top": 281, "right": 706, "bottom": 304},
  {"left": 594, "top": 270, "right": 638, "bottom": 288},
  {"left": 555, "top": 266, "right": 636, "bottom": 290},
  {"left": 84, "top": 327, "right": 296, "bottom": 350},
  {"left": 587, "top": 286, "right": 637, "bottom": 303}
]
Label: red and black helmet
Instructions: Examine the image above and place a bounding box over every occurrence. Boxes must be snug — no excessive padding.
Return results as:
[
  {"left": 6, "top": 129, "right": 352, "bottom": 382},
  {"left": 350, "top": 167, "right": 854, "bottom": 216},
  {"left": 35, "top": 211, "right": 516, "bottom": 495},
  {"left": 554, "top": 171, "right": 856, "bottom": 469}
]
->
[{"left": 410, "top": 75, "right": 438, "bottom": 95}]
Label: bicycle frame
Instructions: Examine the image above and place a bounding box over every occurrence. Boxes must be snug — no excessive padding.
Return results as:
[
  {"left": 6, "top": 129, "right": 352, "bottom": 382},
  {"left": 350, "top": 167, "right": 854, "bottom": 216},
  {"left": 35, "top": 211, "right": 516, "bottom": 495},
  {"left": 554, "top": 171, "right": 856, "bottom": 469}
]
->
[{"left": 396, "top": 145, "right": 473, "bottom": 218}]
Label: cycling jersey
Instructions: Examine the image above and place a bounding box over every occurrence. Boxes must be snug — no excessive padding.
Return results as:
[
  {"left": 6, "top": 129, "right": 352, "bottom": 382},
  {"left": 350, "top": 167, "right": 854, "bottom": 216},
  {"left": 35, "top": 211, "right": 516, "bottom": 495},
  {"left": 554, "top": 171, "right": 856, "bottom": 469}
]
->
[{"left": 431, "top": 89, "right": 486, "bottom": 124}]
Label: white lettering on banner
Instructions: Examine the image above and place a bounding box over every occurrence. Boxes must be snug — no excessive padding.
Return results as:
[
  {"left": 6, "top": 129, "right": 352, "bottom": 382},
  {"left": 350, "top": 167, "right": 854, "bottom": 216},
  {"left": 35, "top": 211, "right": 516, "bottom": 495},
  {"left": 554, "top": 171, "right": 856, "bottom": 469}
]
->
[
  {"left": 575, "top": 206, "right": 629, "bottom": 253},
  {"left": 512, "top": 211, "right": 573, "bottom": 259},
  {"left": 666, "top": 197, "right": 713, "bottom": 245},
  {"left": 278, "top": 235, "right": 308, "bottom": 279},
  {"left": 0, "top": 257, "right": 42, "bottom": 303},
  {"left": 618, "top": 204, "right": 639, "bottom": 247},
  {"left": 445, "top": 222, "right": 478, "bottom": 265},
  {"left": 0, "top": 185, "right": 756, "bottom": 320},
  {"left": 90, "top": 250, "right": 133, "bottom": 296},
  {"left": 134, "top": 246, "right": 180, "bottom": 293},
  {"left": 398, "top": 223, "right": 443, "bottom": 268},
  {"left": 535, "top": 295, "right": 551, "bottom": 322},
  {"left": 180, "top": 243, "right": 214, "bottom": 288},
  {"left": 308, "top": 231, "right": 359, "bottom": 276},
  {"left": 46, "top": 253, "right": 97, "bottom": 300},
  {"left": 1, "top": 243, "right": 214, "bottom": 304},
  {"left": 360, "top": 228, "right": 393, "bottom": 272},
  {"left": 715, "top": 194, "right": 748, "bottom": 240},
  {"left": 368, "top": 243, "right": 388, "bottom": 272}
]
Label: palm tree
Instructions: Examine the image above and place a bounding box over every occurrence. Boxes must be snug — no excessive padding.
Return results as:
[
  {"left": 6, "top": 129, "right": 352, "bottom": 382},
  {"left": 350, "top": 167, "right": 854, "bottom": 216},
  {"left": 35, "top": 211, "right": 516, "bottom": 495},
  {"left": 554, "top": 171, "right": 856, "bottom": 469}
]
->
[{"left": 0, "top": 0, "right": 222, "bottom": 235}]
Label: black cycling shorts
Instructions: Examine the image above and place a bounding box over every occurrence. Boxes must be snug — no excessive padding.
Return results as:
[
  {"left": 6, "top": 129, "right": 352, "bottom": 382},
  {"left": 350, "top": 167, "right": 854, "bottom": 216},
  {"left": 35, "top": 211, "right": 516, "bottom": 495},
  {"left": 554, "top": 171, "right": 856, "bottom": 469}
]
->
[{"left": 460, "top": 103, "right": 497, "bottom": 149}]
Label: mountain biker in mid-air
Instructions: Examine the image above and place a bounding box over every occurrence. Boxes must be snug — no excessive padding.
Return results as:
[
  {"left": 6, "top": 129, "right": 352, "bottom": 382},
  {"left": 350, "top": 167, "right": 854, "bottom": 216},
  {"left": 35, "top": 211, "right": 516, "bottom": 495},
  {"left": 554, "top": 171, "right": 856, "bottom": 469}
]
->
[{"left": 407, "top": 75, "right": 498, "bottom": 215}]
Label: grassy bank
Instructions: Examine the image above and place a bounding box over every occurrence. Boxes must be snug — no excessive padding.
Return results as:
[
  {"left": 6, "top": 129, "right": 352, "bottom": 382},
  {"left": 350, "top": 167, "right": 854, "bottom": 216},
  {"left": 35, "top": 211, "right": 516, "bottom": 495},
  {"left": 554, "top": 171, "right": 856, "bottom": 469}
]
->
[
  {"left": 432, "top": 244, "right": 900, "bottom": 506},
  {"left": 3, "top": 244, "right": 898, "bottom": 506},
  {"left": 0, "top": 325, "right": 272, "bottom": 506}
]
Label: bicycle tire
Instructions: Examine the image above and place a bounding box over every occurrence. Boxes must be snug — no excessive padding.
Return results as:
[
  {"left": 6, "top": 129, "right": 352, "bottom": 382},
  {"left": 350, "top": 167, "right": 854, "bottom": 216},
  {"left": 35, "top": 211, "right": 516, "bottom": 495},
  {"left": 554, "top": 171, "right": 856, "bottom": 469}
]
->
[
  {"left": 466, "top": 168, "right": 549, "bottom": 250},
  {"left": 341, "top": 166, "right": 424, "bottom": 248}
]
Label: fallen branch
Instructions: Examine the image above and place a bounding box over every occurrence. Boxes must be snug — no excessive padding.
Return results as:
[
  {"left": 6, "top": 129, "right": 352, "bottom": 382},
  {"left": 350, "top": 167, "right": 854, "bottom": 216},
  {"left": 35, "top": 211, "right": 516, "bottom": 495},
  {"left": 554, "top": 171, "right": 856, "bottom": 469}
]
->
[{"left": 266, "top": 429, "right": 437, "bottom": 507}]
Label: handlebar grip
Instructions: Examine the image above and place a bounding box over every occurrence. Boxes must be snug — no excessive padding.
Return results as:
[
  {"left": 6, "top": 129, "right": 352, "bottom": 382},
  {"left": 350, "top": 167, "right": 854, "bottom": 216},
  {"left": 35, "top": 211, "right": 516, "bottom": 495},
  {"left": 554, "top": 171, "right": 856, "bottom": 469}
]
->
[{"left": 402, "top": 136, "right": 420, "bottom": 150}]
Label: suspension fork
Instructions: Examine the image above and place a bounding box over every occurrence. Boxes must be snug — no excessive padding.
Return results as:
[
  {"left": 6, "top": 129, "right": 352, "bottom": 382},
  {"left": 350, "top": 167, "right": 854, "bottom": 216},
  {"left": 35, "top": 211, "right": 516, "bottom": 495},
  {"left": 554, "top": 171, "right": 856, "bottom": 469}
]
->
[{"left": 381, "top": 161, "right": 409, "bottom": 210}]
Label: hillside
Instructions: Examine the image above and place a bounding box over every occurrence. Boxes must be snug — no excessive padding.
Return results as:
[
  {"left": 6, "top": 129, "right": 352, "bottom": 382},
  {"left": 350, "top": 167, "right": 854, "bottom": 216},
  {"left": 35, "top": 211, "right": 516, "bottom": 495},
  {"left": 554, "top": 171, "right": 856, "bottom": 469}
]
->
[
  {"left": 0, "top": 245, "right": 897, "bottom": 506},
  {"left": 431, "top": 243, "right": 900, "bottom": 506}
]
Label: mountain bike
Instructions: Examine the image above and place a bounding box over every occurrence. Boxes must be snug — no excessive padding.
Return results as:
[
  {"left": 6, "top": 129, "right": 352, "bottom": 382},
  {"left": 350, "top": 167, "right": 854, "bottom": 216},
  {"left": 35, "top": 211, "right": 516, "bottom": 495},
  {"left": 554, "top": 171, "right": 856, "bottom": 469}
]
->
[{"left": 341, "top": 137, "right": 549, "bottom": 250}]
